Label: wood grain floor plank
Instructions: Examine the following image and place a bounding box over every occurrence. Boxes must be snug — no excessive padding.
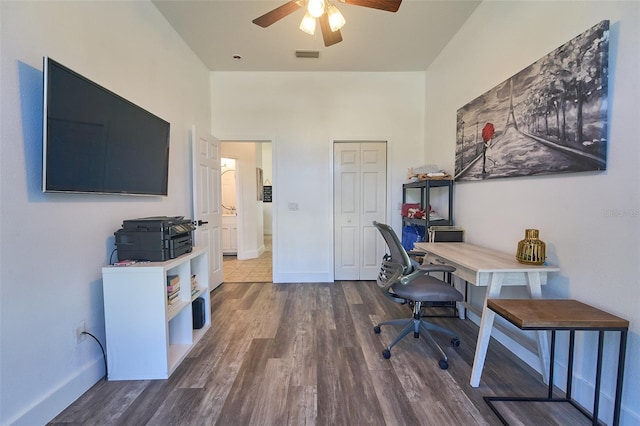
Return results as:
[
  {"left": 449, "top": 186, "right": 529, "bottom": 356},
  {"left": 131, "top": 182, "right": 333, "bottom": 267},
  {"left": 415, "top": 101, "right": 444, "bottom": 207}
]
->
[
  {"left": 272, "top": 284, "right": 317, "bottom": 389},
  {"left": 50, "top": 379, "right": 149, "bottom": 424},
  {"left": 193, "top": 309, "right": 259, "bottom": 420},
  {"left": 192, "top": 350, "right": 249, "bottom": 421},
  {"left": 214, "top": 338, "right": 276, "bottom": 425},
  {"left": 229, "top": 282, "right": 266, "bottom": 311},
  {"left": 176, "top": 339, "right": 226, "bottom": 389},
  {"left": 286, "top": 385, "right": 317, "bottom": 426},
  {"left": 50, "top": 281, "right": 581, "bottom": 426},
  {"left": 313, "top": 285, "right": 336, "bottom": 331},
  {"left": 341, "top": 280, "right": 364, "bottom": 305},
  {"left": 288, "top": 326, "right": 317, "bottom": 387},
  {"left": 248, "top": 357, "right": 293, "bottom": 425},
  {"left": 338, "top": 346, "right": 387, "bottom": 425},
  {"left": 145, "top": 388, "right": 204, "bottom": 425},
  {"left": 329, "top": 283, "right": 357, "bottom": 348},
  {"left": 354, "top": 280, "right": 394, "bottom": 317},
  {"left": 369, "top": 368, "right": 421, "bottom": 426},
  {"left": 494, "top": 400, "right": 593, "bottom": 425},
  {"left": 245, "top": 284, "right": 288, "bottom": 339},
  {"left": 316, "top": 326, "right": 386, "bottom": 425},
  {"left": 347, "top": 303, "right": 393, "bottom": 372},
  {"left": 316, "top": 327, "right": 355, "bottom": 426}
]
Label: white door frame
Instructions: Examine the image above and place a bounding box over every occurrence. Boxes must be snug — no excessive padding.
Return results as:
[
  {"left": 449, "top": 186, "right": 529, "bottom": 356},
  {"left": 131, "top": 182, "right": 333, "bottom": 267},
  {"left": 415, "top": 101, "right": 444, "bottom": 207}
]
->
[{"left": 218, "top": 137, "right": 276, "bottom": 278}]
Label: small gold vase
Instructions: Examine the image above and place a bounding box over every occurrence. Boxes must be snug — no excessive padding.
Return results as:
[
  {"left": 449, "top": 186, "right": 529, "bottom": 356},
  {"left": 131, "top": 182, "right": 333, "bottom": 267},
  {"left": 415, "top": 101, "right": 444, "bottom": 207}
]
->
[{"left": 516, "top": 229, "right": 546, "bottom": 265}]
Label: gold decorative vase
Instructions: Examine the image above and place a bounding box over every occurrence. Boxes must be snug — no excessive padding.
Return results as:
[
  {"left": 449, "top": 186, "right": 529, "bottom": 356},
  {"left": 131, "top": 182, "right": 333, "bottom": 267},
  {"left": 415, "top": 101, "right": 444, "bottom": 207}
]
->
[{"left": 516, "top": 229, "right": 546, "bottom": 265}]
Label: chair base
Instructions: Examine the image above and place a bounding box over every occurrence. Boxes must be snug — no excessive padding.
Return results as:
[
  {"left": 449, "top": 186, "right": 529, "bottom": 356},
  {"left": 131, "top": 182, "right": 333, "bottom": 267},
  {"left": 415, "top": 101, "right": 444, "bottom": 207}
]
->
[{"left": 374, "top": 301, "right": 460, "bottom": 368}]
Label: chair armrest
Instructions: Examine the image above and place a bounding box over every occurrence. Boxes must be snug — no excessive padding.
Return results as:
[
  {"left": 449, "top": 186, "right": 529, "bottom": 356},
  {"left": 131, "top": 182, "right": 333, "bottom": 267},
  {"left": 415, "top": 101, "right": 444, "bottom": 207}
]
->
[
  {"left": 416, "top": 264, "right": 456, "bottom": 274},
  {"left": 398, "top": 263, "right": 456, "bottom": 285},
  {"left": 407, "top": 250, "right": 427, "bottom": 268}
]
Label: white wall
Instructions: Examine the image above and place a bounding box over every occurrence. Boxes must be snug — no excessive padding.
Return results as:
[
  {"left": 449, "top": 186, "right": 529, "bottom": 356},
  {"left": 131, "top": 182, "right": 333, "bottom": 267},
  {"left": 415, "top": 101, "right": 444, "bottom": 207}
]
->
[
  {"left": 0, "top": 2, "right": 211, "bottom": 424},
  {"left": 425, "top": 1, "right": 640, "bottom": 424},
  {"left": 211, "top": 72, "right": 425, "bottom": 282}
]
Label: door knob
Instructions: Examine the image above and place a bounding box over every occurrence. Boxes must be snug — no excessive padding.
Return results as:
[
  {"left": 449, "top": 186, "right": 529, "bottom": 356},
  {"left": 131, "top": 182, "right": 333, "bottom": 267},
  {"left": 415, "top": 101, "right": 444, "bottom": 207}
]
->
[{"left": 196, "top": 220, "right": 209, "bottom": 226}]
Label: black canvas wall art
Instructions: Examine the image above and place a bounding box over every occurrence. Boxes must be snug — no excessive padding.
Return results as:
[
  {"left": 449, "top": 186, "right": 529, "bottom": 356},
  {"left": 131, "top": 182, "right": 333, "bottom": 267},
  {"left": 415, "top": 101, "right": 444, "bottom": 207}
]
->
[{"left": 455, "top": 20, "right": 609, "bottom": 181}]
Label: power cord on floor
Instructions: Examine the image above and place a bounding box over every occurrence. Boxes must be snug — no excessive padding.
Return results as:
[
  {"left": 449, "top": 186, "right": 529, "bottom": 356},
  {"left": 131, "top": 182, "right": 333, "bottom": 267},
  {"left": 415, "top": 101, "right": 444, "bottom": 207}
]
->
[{"left": 82, "top": 331, "right": 108, "bottom": 381}]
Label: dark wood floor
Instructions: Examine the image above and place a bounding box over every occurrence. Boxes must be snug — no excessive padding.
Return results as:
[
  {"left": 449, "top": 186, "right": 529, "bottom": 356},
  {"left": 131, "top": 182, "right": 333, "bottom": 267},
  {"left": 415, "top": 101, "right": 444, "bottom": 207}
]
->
[{"left": 50, "top": 281, "right": 592, "bottom": 425}]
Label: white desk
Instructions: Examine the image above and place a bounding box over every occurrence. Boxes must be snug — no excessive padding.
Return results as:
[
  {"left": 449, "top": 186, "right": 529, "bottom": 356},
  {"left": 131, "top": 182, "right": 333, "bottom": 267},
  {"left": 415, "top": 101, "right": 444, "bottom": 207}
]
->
[{"left": 413, "top": 242, "right": 559, "bottom": 388}]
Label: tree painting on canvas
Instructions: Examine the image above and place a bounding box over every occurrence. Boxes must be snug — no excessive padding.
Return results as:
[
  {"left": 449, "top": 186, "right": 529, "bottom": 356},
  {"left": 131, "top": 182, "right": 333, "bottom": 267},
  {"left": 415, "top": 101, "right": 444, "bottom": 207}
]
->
[{"left": 455, "top": 20, "right": 609, "bottom": 181}]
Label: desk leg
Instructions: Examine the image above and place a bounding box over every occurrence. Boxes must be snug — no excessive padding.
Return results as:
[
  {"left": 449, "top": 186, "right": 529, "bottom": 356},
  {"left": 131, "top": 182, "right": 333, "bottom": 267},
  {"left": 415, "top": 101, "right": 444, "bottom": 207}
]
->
[
  {"left": 527, "top": 272, "right": 550, "bottom": 385},
  {"left": 470, "top": 272, "right": 504, "bottom": 387},
  {"left": 453, "top": 276, "right": 466, "bottom": 320},
  {"left": 614, "top": 330, "right": 628, "bottom": 426}
]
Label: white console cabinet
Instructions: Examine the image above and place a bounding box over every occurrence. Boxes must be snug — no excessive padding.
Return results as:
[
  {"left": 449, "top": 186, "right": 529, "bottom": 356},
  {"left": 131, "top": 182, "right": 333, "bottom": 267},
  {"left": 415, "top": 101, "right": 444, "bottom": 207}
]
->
[
  {"left": 102, "top": 247, "right": 211, "bottom": 380},
  {"left": 222, "top": 215, "right": 237, "bottom": 254}
]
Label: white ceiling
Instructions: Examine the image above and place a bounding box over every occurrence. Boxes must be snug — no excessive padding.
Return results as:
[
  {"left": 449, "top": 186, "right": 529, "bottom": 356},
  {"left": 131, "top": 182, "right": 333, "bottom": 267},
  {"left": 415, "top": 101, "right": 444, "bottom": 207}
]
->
[{"left": 152, "top": 0, "right": 481, "bottom": 72}]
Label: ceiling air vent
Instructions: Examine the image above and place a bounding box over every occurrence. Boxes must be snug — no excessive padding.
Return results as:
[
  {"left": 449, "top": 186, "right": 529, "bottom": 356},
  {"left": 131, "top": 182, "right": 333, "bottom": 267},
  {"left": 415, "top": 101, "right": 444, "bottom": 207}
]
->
[{"left": 295, "top": 50, "right": 320, "bottom": 59}]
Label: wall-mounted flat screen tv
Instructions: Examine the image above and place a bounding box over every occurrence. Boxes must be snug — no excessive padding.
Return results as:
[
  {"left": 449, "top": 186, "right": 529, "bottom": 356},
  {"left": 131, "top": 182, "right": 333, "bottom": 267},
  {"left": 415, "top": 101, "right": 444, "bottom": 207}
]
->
[{"left": 43, "top": 57, "right": 170, "bottom": 196}]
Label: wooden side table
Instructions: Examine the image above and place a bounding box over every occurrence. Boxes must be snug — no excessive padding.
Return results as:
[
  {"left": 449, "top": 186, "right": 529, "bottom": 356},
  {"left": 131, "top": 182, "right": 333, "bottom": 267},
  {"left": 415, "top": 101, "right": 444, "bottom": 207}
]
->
[{"left": 484, "top": 299, "right": 629, "bottom": 426}]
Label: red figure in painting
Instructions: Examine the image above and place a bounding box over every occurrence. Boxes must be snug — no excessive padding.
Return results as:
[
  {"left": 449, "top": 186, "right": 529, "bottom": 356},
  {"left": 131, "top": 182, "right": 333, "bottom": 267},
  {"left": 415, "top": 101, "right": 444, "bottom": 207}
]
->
[{"left": 482, "top": 123, "right": 495, "bottom": 174}]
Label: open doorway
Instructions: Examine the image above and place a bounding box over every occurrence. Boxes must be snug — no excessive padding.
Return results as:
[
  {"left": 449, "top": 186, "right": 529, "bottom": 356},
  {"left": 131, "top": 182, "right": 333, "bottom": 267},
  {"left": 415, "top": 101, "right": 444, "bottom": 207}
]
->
[{"left": 221, "top": 141, "right": 273, "bottom": 283}]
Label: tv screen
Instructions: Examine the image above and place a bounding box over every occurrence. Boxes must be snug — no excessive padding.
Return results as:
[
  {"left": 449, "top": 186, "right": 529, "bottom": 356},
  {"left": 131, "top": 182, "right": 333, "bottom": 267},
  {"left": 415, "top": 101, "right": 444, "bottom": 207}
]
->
[{"left": 43, "top": 57, "right": 170, "bottom": 196}]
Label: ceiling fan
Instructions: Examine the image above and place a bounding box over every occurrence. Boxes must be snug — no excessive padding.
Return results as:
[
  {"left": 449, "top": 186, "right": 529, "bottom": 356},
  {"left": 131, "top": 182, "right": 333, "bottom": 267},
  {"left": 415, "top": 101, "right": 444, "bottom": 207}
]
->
[{"left": 252, "top": 0, "right": 402, "bottom": 47}]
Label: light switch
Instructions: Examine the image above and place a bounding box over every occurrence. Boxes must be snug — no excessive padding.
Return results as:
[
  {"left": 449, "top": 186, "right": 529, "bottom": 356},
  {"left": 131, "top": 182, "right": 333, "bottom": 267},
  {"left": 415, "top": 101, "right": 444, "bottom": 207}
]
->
[{"left": 288, "top": 202, "right": 299, "bottom": 211}]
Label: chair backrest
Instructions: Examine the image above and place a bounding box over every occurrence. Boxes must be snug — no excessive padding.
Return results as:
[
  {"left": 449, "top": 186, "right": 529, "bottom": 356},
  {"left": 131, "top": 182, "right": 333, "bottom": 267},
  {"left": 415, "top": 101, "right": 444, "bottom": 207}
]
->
[
  {"left": 373, "top": 221, "right": 414, "bottom": 275},
  {"left": 375, "top": 258, "right": 407, "bottom": 303}
]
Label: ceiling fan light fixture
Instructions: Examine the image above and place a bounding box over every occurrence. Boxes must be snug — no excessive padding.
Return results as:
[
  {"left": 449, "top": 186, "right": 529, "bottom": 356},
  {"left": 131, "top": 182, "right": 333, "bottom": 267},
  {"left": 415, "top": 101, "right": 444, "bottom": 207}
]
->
[
  {"left": 252, "top": 0, "right": 403, "bottom": 46},
  {"left": 327, "top": 4, "right": 345, "bottom": 32},
  {"left": 299, "top": 12, "right": 316, "bottom": 35},
  {"left": 307, "top": 0, "right": 325, "bottom": 18}
]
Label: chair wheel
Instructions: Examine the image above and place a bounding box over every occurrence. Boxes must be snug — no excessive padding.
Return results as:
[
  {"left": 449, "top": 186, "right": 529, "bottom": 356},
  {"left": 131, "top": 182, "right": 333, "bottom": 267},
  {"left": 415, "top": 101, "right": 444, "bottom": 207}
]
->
[
  {"left": 439, "top": 359, "right": 448, "bottom": 369},
  {"left": 382, "top": 349, "right": 391, "bottom": 359},
  {"left": 451, "top": 337, "right": 460, "bottom": 347},
  {"left": 374, "top": 326, "right": 381, "bottom": 334}
]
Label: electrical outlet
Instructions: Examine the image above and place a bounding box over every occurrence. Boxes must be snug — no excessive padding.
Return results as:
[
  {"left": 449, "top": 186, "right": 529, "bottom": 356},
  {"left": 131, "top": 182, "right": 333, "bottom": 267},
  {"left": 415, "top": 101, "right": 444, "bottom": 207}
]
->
[{"left": 75, "top": 321, "right": 87, "bottom": 344}]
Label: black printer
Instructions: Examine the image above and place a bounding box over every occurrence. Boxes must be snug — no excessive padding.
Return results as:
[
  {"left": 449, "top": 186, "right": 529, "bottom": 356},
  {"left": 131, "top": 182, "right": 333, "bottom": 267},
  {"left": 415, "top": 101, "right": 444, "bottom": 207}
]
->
[{"left": 114, "top": 216, "right": 195, "bottom": 262}]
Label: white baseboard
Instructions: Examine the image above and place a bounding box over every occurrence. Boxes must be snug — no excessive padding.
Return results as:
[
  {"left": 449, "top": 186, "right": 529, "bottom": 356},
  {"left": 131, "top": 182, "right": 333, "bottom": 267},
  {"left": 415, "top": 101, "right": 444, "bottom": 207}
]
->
[
  {"left": 272, "top": 272, "right": 333, "bottom": 283},
  {"left": 6, "top": 357, "right": 104, "bottom": 425},
  {"left": 237, "top": 246, "right": 264, "bottom": 260}
]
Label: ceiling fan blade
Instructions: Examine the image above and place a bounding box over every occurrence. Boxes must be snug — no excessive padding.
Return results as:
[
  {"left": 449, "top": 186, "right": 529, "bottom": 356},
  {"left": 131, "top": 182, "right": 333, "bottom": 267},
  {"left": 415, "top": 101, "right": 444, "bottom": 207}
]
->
[
  {"left": 341, "top": 0, "right": 402, "bottom": 12},
  {"left": 319, "top": 14, "right": 343, "bottom": 47},
  {"left": 252, "top": 1, "right": 303, "bottom": 28}
]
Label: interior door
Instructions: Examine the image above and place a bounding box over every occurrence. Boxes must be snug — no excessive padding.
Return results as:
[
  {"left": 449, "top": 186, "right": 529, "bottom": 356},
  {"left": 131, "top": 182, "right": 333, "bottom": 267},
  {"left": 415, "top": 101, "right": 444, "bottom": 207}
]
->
[
  {"left": 191, "top": 126, "right": 223, "bottom": 291},
  {"left": 334, "top": 142, "right": 387, "bottom": 280}
]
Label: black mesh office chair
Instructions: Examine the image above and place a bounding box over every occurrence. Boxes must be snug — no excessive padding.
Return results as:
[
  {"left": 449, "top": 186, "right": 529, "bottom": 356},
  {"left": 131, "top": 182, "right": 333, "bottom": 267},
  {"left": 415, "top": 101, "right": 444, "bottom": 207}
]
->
[{"left": 372, "top": 221, "right": 463, "bottom": 369}]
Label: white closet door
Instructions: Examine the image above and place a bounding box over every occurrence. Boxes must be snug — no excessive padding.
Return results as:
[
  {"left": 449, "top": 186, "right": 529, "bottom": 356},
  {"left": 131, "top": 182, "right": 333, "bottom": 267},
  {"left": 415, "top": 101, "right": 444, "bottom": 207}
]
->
[{"left": 334, "top": 142, "right": 387, "bottom": 280}]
